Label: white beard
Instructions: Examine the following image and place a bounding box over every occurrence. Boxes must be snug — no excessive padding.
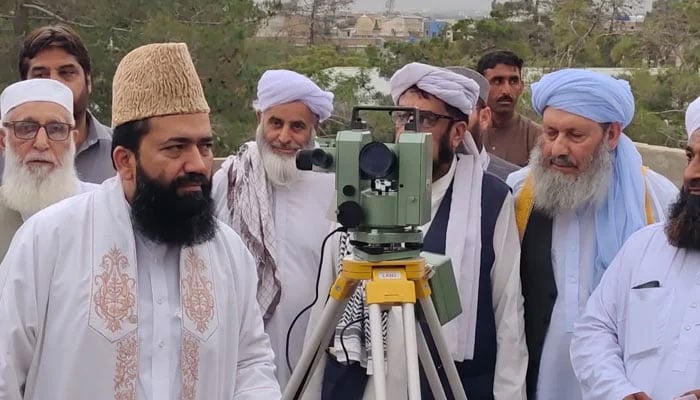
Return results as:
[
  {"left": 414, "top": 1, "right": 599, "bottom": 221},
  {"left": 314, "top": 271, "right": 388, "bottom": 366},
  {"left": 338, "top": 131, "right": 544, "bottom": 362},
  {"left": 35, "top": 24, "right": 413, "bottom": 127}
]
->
[
  {"left": 0, "top": 138, "right": 79, "bottom": 218},
  {"left": 530, "top": 136, "right": 613, "bottom": 215},
  {"left": 256, "top": 124, "right": 313, "bottom": 187}
]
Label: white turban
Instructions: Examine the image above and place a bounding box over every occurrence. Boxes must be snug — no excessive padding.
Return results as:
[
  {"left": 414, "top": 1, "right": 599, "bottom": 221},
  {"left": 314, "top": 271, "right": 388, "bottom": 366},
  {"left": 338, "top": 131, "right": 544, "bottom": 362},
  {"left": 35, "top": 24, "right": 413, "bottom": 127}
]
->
[
  {"left": 389, "top": 62, "right": 480, "bottom": 116},
  {"left": 255, "top": 69, "right": 334, "bottom": 122},
  {"left": 0, "top": 79, "right": 73, "bottom": 122},
  {"left": 686, "top": 96, "right": 700, "bottom": 139}
]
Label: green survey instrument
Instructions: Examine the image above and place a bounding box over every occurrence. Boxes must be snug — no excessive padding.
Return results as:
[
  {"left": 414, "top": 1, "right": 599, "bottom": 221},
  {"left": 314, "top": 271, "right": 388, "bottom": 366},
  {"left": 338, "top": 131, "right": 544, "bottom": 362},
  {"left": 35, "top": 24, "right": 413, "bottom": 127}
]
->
[{"left": 296, "top": 105, "right": 461, "bottom": 324}]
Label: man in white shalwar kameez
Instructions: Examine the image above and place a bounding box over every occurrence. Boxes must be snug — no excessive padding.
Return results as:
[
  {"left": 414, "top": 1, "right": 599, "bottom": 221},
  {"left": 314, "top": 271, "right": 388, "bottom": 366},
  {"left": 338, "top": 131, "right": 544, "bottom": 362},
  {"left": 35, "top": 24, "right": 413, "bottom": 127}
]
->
[
  {"left": 0, "top": 42, "right": 280, "bottom": 400},
  {"left": 507, "top": 68, "right": 679, "bottom": 400},
  {"left": 212, "top": 69, "right": 335, "bottom": 390},
  {"left": 0, "top": 79, "right": 97, "bottom": 259},
  {"left": 570, "top": 95, "right": 700, "bottom": 400},
  {"left": 302, "top": 62, "right": 527, "bottom": 400}
]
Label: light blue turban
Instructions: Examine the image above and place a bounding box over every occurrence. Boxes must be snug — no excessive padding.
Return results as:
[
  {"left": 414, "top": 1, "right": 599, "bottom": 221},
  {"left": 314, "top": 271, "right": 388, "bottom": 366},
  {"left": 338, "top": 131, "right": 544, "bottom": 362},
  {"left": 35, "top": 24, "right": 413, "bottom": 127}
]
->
[
  {"left": 532, "top": 68, "right": 635, "bottom": 128},
  {"left": 256, "top": 69, "right": 334, "bottom": 122},
  {"left": 532, "top": 68, "right": 645, "bottom": 289}
]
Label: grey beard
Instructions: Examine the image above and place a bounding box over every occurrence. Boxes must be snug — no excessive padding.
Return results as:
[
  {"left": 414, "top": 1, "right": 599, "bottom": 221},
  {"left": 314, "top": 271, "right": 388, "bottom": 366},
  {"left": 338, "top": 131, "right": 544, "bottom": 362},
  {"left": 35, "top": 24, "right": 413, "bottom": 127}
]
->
[{"left": 529, "top": 137, "right": 613, "bottom": 215}]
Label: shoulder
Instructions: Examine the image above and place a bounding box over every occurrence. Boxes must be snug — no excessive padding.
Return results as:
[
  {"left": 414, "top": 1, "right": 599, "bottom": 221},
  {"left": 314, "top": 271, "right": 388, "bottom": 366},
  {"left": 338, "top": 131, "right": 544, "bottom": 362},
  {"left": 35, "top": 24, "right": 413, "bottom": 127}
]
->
[
  {"left": 211, "top": 220, "right": 253, "bottom": 260},
  {"left": 18, "top": 189, "right": 97, "bottom": 239},
  {"left": 88, "top": 113, "right": 113, "bottom": 141},
  {"left": 505, "top": 165, "right": 530, "bottom": 194},
  {"left": 644, "top": 167, "right": 678, "bottom": 193},
  {"left": 486, "top": 154, "right": 520, "bottom": 181},
  {"left": 518, "top": 113, "right": 542, "bottom": 129},
  {"left": 78, "top": 180, "right": 101, "bottom": 193},
  {"left": 482, "top": 171, "right": 511, "bottom": 197},
  {"left": 623, "top": 222, "right": 668, "bottom": 250}
]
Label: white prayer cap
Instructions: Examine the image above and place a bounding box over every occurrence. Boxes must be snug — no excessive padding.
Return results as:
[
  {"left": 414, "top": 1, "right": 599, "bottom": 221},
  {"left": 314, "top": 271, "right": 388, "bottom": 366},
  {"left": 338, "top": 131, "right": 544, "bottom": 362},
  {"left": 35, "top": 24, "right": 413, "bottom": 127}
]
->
[
  {"left": 255, "top": 69, "right": 334, "bottom": 122},
  {"left": 0, "top": 79, "right": 73, "bottom": 122},
  {"left": 686, "top": 96, "right": 700, "bottom": 139},
  {"left": 390, "top": 62, "right": 480, "bottom": 116}
]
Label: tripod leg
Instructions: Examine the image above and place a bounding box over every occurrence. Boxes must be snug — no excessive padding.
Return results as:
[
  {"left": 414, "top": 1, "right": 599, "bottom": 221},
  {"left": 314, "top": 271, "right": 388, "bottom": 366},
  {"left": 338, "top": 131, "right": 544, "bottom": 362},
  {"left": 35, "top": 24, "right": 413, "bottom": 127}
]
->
[
  {"left": 284, "top": 296, "right": 350, "bottom": 400},
  {"left": 416, "top": 325, "right": 447, "bottom": 399},
  {"left": 419, "top": 297, "right": 469, "bottom": 400},
  {"left": 402, "top": 303, "right": 421, "bottom": 400},
  {"left": 369, "top": 303, "right": 387, "bottom": 400}
]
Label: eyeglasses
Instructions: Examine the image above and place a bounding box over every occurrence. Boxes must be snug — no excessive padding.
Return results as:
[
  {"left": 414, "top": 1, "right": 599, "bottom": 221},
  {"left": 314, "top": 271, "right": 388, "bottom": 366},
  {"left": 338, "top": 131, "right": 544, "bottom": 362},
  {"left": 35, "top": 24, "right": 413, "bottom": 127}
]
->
[
  {"left": 2, "top": 121, "right": 73, "bottom": 141},
  {"left": 390, "top": 110, "right": 457, "bottom": 129}
]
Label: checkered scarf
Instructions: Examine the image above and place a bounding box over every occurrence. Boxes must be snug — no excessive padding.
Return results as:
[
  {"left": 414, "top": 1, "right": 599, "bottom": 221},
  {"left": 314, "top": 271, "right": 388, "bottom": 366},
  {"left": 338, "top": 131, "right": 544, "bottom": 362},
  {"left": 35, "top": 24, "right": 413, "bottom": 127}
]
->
[{"left": 226, "top": 141, "right": 282, "bottom": 323}]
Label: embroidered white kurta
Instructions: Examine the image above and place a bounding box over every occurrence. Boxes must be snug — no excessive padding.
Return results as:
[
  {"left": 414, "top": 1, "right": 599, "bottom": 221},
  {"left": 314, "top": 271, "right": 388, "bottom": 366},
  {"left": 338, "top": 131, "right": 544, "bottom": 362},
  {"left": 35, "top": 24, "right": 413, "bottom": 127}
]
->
[
  {"left": 0, "top": 177, "right": 281, "bottom": 400},
  {"left": 571, "top": 223, "right": 700, "bottom": 399},
  {"left": 302, "top": 156, "right": 527, "bottom": 400},
  {"left": 212, "top": 158, "right": 335, "bottom": 390},
  {"left": 507, "top": 166, "right": 679, "bottom": 400}
]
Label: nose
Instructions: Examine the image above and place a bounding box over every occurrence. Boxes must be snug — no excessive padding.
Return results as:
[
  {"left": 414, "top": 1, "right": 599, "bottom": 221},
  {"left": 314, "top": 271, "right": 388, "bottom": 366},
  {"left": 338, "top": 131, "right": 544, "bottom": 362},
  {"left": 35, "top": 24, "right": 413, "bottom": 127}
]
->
[
  {"left": 277, "top": 125, "right": 292, "bottom": 144},
  {"left": 32, "top": 127, "right": 50, "bottom": 151},
  {"left": 549, "top": 133, "right": 569, "bottom": 157},
  {"left": 183, "top": 148, "right": 209, "bottom": 176}
]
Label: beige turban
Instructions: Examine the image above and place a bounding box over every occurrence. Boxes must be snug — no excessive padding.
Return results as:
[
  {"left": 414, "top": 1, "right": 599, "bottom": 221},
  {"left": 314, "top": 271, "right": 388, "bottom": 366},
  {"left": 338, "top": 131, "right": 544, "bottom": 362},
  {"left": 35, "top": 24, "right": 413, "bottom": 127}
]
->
[{"left": 111, "top": 42, "right": 210, "bottom": 127}]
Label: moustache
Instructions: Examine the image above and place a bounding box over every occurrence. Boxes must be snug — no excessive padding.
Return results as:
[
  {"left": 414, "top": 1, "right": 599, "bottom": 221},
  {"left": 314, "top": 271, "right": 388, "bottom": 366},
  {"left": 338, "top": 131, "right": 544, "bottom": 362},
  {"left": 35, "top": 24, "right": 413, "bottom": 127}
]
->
[
  {"left": 497, "top": 95, "right": 514, "bottom": 102},
  {"left": 546, "top": 155, "right": 577, "bottom": 168},
  {"left": 172, "top": 173, "right": 209, "bottom": 189}
]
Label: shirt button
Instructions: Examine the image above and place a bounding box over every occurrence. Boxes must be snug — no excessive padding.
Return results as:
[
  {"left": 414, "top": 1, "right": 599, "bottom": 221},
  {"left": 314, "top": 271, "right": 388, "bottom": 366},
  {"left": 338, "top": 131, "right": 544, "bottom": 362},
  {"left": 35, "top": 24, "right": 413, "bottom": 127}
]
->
[
  {"left": 692, "top": 303, "right": 698, "bottom": 309},
  {"left": 159, "top": 340, "right": 165, "bottom": 348},
  {"left": 157, "top": 298, "right": 165, "bottom": 305},
  {"left": 686, "top": 325, "right": 692, "bottom": 331}
]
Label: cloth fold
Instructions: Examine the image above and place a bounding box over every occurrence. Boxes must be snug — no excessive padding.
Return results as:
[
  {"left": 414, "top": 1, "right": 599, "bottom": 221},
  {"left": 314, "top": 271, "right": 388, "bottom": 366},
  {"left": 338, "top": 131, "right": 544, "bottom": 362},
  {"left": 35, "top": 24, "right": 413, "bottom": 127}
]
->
[{"left": 225, "top": 142, "right": 282, "bottom": 322}]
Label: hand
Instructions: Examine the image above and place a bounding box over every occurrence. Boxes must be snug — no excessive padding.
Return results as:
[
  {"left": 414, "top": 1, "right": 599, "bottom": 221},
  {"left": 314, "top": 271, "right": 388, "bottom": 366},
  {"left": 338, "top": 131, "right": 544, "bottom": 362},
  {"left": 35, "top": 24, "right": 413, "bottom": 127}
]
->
[{"left": 623, "top": 393, "right": 652, "bottom": 400}]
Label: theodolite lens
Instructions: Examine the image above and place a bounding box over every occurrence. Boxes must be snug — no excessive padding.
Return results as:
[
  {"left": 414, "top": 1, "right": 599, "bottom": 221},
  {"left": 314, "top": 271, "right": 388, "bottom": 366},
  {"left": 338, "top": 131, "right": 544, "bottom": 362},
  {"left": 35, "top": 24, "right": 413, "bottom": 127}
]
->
[
  {"left": 296, "top": 148, "right": 333, "bottom": 170},
  {"left": 359, "top": 142, "right": 396, "bottom": 179}
]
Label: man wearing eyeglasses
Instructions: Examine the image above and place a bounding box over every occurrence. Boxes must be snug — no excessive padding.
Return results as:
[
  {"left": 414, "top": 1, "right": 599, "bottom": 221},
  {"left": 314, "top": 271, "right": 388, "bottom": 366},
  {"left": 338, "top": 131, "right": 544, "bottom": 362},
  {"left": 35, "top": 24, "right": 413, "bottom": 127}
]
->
[
  {"left": 315, "top": 62, "right": 527, "bottom": 400},
  {"left": 0, "top": 78, "right": 97, "bottom": 259}
]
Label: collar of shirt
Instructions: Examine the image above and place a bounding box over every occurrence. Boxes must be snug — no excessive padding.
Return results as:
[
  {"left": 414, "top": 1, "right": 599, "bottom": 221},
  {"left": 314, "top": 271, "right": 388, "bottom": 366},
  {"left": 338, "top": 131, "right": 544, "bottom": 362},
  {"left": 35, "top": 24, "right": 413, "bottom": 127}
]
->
[{"left": 77, "top": 112, "right": 111, "bottom": 155}]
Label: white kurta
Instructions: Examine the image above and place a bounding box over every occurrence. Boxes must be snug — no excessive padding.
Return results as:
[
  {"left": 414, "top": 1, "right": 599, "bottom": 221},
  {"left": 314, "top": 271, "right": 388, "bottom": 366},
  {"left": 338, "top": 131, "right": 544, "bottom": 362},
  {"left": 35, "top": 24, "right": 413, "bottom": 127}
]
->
[
  {"left": 212, "top": 158, "right": 335, "bottom": 390},
  {"left": 571, "top": 223, "right": 700, "bottom": 399},
  {"left": 0, "top": 177, "right": 281, "bottom": 400},
  {"left": 302, "top": 156, "right": 527, "bottom": 400},
  {"left": 507, "top": 166, "right": 679, "bottom": 400}
]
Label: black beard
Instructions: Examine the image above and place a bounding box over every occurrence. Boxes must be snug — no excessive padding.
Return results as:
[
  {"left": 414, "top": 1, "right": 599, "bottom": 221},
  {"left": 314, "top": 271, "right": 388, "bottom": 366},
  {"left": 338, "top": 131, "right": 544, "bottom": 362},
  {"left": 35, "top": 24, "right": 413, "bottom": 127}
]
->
[
  {"left": 131, "top": 164, "right": 216, "bottom": 247},
  {"left": 433, "top": 122, "right": 455, "bottom": 175},
  {"left": 665, "top": 188, "right": 700, "bottom": 250}
]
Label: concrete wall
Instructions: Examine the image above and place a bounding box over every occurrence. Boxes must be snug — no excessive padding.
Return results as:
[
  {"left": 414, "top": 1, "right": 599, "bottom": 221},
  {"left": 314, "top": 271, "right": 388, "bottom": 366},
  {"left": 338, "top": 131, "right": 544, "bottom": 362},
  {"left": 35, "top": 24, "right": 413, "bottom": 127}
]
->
[
  {"left": 212, "top": 142, "right": 687, "bottom": 188},
  {"left": 635, "top": 142, "right": 685, "bottom": 188}
]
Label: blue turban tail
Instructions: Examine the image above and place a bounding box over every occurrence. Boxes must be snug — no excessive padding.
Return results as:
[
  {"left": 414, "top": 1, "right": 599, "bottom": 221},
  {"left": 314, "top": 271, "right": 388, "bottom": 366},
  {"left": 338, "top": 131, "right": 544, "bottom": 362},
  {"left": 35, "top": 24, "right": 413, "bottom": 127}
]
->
[{"left": 532, "top": 69, "right": 645, "bottom": 289}]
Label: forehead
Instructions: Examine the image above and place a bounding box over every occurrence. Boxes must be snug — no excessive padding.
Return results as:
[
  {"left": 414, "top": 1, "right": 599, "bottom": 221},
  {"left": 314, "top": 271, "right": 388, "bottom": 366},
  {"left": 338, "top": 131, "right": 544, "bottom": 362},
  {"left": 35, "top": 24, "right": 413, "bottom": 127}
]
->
[
  {"left": 144, "top": 113, "right": 212, "bottom": 143},
  {"left": 27, "top": 47, "right": 82, "bottom": 70},
  {"left": 263, "top": 101, "right": 316, "bottom": 124},
  {"left": 483, "top": 64, "right": 520, "bottom": 79},
  {"left": 397, "top": 90, "right": 448, "bottom": 114},
  {"left": 542, "top": 107, "right": 601, "bottom": 131},
  {"left": 6, "top": 101, "right": 71, "bottom": 121}
]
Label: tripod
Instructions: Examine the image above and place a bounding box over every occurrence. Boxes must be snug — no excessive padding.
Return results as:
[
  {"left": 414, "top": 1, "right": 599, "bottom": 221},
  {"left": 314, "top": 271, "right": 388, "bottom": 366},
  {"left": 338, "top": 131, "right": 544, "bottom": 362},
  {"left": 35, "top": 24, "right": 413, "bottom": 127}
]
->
[{"left": 283, "top": 256, "right": 468, "bottom": 400}]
